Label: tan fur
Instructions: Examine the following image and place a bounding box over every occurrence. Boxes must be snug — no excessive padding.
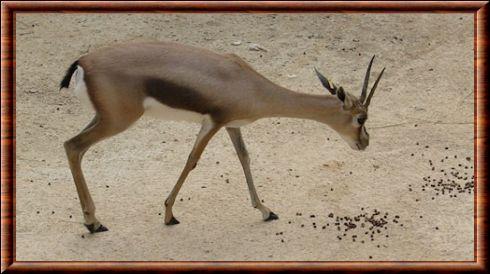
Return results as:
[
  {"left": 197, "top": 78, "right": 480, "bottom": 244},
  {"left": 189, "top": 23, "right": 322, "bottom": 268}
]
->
[{"left": 64, "top": 42, "right": 381, "bottom": 230}]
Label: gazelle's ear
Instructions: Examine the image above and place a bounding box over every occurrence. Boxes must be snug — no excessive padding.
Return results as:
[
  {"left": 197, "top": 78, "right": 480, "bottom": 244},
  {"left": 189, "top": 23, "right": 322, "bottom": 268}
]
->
[
  {"left": 314, "top": 67, "right": 336, "bottom": 95},
  {"left": 337, "top": 87, "right": 353, "bottom": 109}
]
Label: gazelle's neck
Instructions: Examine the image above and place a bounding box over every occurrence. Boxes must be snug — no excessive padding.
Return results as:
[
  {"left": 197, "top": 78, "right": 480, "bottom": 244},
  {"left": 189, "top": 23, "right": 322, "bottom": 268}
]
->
[{"left": 261, "top": 85, "right": 342, "bottom": 124}]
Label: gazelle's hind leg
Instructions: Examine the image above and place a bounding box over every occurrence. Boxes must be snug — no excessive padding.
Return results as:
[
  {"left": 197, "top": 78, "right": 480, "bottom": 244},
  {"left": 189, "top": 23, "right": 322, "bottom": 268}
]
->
[
  {"left": 164, "top": 117, "right": 222, "bottom": 225},
  {"left": 226, "top": 127, "right": 278, "bottom": 222},
  {"left": 65, "top": 111, "right": 142, "bottom": 233}
]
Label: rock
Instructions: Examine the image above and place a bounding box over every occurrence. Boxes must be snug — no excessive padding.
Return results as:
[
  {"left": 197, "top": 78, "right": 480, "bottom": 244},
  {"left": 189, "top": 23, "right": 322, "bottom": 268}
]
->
[
  {"left": 231, "top": 41, "right": 242, "bottom": 46},
  {"left": 248, "top": 43, "right": 268, "bottom": 52}
]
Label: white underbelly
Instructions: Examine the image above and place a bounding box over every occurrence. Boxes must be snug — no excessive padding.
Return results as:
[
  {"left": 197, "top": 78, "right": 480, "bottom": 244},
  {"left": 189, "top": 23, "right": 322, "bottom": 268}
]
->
[
  {"left": 143, "top": 97, "right": 254, "bottom": 127},
  {"left": 225, "top": 119, "right": 253, "bottom": 128},
  {"left": 143, "top": 97, "right": 206, "bottom": 123}
]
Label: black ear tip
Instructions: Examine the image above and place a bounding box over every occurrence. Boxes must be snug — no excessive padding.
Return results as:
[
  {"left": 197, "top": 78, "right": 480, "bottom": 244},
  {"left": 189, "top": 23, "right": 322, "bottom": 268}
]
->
[{"left": 337, "top": 87, "right": 345, "bottom": 101}]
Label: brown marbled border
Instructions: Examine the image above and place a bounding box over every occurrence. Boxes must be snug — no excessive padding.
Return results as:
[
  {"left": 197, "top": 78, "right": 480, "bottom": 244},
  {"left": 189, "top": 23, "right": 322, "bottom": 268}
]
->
[{"left": 1, "top": 1, "right": 488, "bottom": 273}]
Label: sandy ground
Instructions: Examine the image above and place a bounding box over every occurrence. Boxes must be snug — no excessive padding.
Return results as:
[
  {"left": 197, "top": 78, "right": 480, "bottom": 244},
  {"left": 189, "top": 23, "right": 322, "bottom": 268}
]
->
[{"left": 15, "top": 13, "right": 474, "bottom": 261}]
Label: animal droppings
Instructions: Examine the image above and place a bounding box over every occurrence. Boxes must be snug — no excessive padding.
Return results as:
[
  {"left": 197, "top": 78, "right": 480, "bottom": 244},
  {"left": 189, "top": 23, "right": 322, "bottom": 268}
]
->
[
  {"left": 291, "top": 209, "right": 404, "bottom": 244},
  {"left": 408, "top": 146, "right": 474, "bottom": 200}
]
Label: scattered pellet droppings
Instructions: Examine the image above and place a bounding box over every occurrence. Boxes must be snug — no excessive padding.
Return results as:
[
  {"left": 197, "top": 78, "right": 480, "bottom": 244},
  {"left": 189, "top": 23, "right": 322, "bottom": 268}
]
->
[{"left": 412, "top": 153, "right": 474, "bottom": 199}]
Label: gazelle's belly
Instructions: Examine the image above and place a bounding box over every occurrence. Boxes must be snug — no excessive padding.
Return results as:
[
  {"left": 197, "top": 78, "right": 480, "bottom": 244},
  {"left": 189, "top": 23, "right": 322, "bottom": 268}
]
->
[
  {"left": 143, "top": 97, "right": 206, "bottom": 123},
  {"left": 143, "top": 97, "right": 254, "bottom": 127}
]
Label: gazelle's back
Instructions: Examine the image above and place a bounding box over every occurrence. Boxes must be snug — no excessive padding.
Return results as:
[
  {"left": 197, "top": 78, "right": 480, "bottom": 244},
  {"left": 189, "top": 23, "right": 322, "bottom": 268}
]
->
[{"left": 77, "top": 42, "right": 274, "bottom": 124}]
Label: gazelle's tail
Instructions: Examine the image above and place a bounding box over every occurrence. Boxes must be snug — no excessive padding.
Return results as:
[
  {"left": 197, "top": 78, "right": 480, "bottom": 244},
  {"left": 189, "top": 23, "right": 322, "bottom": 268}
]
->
[{"left": 59, "top": 60, "right": 79, "bottom": 90}]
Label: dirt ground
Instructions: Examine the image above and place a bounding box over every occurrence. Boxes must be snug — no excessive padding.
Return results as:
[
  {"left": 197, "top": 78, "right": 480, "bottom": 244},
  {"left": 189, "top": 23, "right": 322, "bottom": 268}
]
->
[{"left": 15, "top": 13, "right": 474, "bottom": 261}]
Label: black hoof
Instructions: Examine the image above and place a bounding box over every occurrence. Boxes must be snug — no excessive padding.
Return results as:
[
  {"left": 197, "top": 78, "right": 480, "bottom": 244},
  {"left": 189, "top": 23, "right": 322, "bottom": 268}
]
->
[
  {"left": 265, "top": 212, "right": 279, "bottom": 222},
  {"left": 165, "top": 217, "right": 180, "bottom": 225},
  {"left": 84, "top": 223, "right": 109, "bottom": 233}
]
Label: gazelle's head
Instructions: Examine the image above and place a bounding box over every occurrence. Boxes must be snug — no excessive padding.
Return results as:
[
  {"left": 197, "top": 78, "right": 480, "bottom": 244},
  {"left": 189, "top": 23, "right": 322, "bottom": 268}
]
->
[{"left": 315, "top": 56, "right": 385, "bottom": 151}]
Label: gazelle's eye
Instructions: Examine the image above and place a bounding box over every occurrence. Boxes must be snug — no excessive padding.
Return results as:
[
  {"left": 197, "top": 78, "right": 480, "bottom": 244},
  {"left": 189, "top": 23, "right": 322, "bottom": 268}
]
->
[{"left": 357, "top": 117, "right": 366, "bottom": 125}]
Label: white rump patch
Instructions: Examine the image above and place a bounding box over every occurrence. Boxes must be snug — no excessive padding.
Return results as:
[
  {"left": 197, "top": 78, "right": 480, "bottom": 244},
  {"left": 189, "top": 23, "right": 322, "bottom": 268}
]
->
[
  {"left": 72, "top": 66, "right": 94, "bottom": 110},
  {"left": 143, "top": 97, "right": 206, "bottom": 123}
]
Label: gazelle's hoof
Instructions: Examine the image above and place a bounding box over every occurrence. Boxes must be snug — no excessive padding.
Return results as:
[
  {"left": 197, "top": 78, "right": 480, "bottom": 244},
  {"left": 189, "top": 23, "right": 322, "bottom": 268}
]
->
[
  {"left": 165, "top": 217, "right": 180, "bottom": 225},
  {"left": 265, "top": 212, "right": 279, "bottom": 222},
  {"left": 84, "top": 223, "right": 109, "bottom": 233}
]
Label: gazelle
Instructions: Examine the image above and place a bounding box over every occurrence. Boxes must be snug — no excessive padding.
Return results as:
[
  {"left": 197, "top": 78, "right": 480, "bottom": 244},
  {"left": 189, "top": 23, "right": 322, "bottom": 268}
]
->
[{"left": 60, "top": 42, "right": 385, "bottom": 233}]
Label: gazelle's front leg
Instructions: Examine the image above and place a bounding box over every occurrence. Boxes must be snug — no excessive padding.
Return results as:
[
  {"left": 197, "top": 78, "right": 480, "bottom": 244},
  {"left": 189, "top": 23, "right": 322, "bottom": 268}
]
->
[
  {"left": 164, "top": 118, "right": 222, "bottom": 225},
  {"left": 226, "top": 127, "right": 278, "bottom": 221}
]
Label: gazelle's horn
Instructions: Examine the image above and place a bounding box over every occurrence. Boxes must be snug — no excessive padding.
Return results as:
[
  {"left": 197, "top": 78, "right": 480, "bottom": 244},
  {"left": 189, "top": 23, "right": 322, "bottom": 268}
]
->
[
  {"left": 364, "top": 67, "right": 385, "bottom": 108},
  {"left": 360, "top": 55, "right": 375, "bottom": 103}
]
